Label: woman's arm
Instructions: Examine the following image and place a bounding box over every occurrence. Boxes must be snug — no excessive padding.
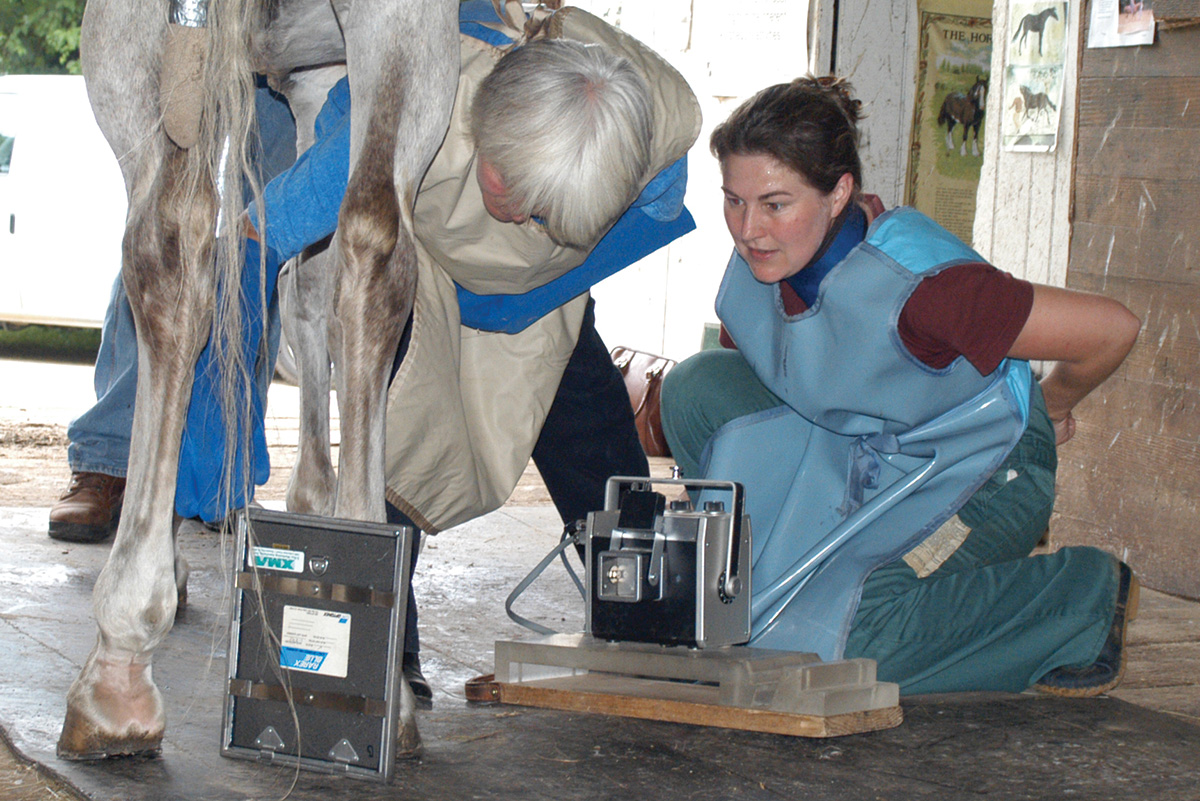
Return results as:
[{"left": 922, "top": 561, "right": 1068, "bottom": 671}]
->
[{"left": 1007, "top": 284, "right": 1141, "bottom": 444}]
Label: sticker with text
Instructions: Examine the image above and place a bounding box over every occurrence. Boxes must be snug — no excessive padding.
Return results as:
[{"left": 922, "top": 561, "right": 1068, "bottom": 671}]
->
[
  {"left": 279, "top": 605, "right": 351, "bottom": 678},
  {"left": 252, "top": 546, "right": 306, "bottom": 573}
]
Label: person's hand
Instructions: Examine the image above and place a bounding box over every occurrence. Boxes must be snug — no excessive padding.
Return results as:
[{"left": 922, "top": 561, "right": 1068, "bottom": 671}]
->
[
  {"left": 241, "top": 211, "right": 259, "bottom": 242},
  {"left": 1051, "top": 410, "right": 1076, "bottom": 445}
]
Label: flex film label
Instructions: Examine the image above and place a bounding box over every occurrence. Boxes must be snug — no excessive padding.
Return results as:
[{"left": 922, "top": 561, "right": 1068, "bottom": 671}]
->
[
  {"left": 252, "top": 546, "right": 305, "bottom": 573},
  {"left": 279, "top": 605, "right": 351, "bottom": 678}
]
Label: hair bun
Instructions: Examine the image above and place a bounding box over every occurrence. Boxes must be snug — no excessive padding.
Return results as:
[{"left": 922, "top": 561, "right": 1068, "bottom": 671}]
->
[{"left": 808, "top": 75, "right": 862, "bottom": 125}]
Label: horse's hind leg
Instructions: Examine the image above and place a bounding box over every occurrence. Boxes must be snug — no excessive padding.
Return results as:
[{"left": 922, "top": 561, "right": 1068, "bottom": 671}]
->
[
  {"left": 59, "top": 143, "right": 218, "bottom": 759},
  {"left": 58, "top": 0, "right": 228, "bottom": 759},
  {"left": 329, "top": 0, "right": 457, "bottom": 524},
  {"left": 276, "top": 67, "right": 346, "bottom": 518},
  {"left": 281, "top": 244, "right": 337, "bottom": 516},
  {"left": 330, "top": 0, "right": 458, "bottom": 753}
]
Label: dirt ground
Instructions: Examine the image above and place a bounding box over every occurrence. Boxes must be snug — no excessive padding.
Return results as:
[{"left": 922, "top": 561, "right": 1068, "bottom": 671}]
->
[{"left": 1, "top": 419, "right": 82, "bottom": 508}]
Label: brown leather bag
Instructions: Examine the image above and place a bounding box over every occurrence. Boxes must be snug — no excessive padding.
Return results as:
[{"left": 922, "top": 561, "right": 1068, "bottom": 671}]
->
[{"left": 610, "top": 346, "right": 676, "bottom": 458}]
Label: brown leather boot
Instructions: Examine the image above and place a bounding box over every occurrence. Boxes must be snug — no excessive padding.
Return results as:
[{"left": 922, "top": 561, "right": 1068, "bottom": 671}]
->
[{"left": 48, "top": 472, "right": 126, "bottom": 543}]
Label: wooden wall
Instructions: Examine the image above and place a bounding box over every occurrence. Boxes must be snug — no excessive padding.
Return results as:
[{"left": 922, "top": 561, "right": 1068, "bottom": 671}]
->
[
  {"left": 1052, "top": 7, "right": 1200, "bottom": 599},
  {"left": 974, "top": 0, "right": 1077, "bottom": 287}
]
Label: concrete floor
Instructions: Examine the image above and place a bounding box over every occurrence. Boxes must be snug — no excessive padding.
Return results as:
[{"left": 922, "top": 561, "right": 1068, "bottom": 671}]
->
[
  {"left": 2, "top": 358, "right": 1198, "bottom": 798},
  {"left": 1, "top": 502, "right": 1199, "bottom": 800}
]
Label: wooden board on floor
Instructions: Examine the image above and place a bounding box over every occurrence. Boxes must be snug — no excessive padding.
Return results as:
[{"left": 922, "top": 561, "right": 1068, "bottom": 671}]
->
[{"left": 489, "top": 673, "right": 904, "bottom": 738}]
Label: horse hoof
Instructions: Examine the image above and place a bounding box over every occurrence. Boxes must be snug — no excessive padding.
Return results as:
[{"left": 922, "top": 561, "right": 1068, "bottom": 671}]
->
[
  {"left": 396, "top": 725, "right": 422, "bottom": 760},
  {"left": 59, "top": 656, "right": 167, "bottom": 761},
  {"left": 175, "top": 552, "right": 190, "bottom": 608},
  {"left": 57, "top": 704, "right": 164, "bottom": 761}
]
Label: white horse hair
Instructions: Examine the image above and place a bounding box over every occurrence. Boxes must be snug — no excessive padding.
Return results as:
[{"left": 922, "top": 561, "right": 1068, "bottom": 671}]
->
[{"left": 58, "top": 0, "right": 457, "bottom": 760}]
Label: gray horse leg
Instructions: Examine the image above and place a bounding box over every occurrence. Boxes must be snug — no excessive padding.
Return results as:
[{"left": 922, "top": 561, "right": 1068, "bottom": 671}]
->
[
  {"left": 281, "top": 246, "right": 339, "bottom": 515},
  {"left": 60, "top": 0, "right": 256, "bottom": 760},
  {"left": 276, "top": 67, "right": 346, "bottom": 518},
  {"left": 327, "top": 0, "right": 458, "bottom": 752},
  {"left": 327, "top": 0, "right": 456, "bottom": 524},
  {"left": 60, "top": 143, "right": 220, "bottom": 759}
]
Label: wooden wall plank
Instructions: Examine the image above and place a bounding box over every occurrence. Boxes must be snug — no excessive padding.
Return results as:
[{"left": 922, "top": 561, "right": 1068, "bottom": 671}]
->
[
  {"left": 1054, "top": 424, "right": 1200, "bottom": 539},
  {"left": 1067, "top": 273, "right": 1200, "bottom": 390},
  {"left": 1066, "top": 17, "right": 1200, "bottom": 597},
  {"left": 1081, "top": 26, "right": 1200, "bottom": 78},
  {"left": 1066, "top": 378, "right": 1199, "bottom": 444},
  {"left": 1077, "top": 76, "right": 1200, "bottom": 129},
  {"left": 838, "top": 0, "right": 918, "bottom": 207},
  {"left": 1070, "top": 221, "right": 1199, "bottom": 284},
  {"left": 1075, "top": 127, "right": 1200, "bottom": 179},
  {"left": 1151, "top": 0, "right": 1200, "bottom": 17},
  {"left": 973, "top": 0, "right": 1075, "bottom": 288},
  {"left": 1073, "top": 176, "right": 1200, "bottom": 231}
]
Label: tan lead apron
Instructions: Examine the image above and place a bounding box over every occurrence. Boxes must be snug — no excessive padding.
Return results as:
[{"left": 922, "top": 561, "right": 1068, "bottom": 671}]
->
[{"left": 383, "top": 7, "right": 701, "bottom": 532}]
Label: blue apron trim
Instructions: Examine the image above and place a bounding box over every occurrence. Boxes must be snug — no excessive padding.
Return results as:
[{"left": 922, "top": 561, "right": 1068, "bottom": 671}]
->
[
  {"left": 458, "top": 0, "right": 516, "bottom": 45},
  {"left": 869, "top": 207, "right": 987, "bottom": 276},
  {"left": 456, "top": 204, "right": 695, "bottom": 333}
]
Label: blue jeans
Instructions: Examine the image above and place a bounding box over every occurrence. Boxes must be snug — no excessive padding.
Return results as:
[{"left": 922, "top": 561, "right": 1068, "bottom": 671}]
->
[
  {"left": 66, "top": 273, "right": 138, "bottom": 477},
  {"left": 66, "top": 85, "right": 297, "bottom": 483}
]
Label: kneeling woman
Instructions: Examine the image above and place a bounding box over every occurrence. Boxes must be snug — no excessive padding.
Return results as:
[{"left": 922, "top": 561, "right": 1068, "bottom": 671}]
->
[{"left": 662, "top": 77, "right": 1141, "bottom": 696}]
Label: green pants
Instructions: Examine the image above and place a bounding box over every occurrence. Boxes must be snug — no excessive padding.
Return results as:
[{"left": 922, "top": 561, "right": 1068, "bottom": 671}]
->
[{"left": 662, "top": 349, "right": 1117, "bottom": 694}]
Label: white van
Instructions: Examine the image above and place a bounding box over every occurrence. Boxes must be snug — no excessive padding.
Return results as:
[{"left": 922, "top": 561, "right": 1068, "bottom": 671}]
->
[{"left": 0, "top": 74, "right": 126, "bottom": 328}]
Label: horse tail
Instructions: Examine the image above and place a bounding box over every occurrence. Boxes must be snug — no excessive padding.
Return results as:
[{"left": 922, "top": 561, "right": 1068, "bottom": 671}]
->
[{"left": 193, "top": 0, "right": 263, "bottom": 521}]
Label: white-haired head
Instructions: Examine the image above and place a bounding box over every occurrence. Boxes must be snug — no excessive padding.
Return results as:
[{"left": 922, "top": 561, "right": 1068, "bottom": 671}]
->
[{"left": 470, "top": 39, "right": 653, "bottom": 249}]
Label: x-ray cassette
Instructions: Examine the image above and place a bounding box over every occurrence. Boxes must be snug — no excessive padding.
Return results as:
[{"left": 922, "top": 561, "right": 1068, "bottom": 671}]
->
[{"left": 221, "top": 507, "right": 415, "bottom": 783}]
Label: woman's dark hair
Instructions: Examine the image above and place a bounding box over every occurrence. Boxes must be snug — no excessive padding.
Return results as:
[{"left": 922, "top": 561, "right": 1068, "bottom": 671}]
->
[{"left": 710, "top": 76, "right": 864, "bottom": 196}]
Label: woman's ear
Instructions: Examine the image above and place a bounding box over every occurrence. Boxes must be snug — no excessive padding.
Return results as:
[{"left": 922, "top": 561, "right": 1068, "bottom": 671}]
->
[{"left": 830, "top": 172, "right": 856, "bottom": 217}]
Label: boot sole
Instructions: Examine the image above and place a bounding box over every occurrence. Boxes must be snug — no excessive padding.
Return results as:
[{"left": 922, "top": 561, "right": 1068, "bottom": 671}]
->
[
  {"left": 48, "top": 515, "right": 120, "bottom": 544},
  {"left": 1036, "top": 572, "right": 1139, "bottom": 698}
]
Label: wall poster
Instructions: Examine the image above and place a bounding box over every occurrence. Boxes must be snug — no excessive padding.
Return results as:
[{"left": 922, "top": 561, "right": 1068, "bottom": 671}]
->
[
  {"left": 904, "top": 0, "right": 993, "bottom": 246},
  {"left": 1087, "top": 0, "right": 1154, "bottom": 48},
  {"left": 1001, "top": 2, "right": 1070, "bottom": 153}
]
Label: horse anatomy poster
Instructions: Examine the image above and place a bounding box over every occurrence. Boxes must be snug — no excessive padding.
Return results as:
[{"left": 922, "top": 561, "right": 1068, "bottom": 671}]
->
[
  {"left": 905, "top": 0, "right": 992, "bottom": 246},
  {"left": 1003, "top": 2, "right": 1070, "bottom": 152}
]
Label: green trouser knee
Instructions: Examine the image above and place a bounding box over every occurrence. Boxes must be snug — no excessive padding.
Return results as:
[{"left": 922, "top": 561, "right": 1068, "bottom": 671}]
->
[
  {"left": 844, "top": 388, "right": 1119, "bottom": 694},
  {"left": 661, "top": 349, "right": 782, "bottom": 480}
]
